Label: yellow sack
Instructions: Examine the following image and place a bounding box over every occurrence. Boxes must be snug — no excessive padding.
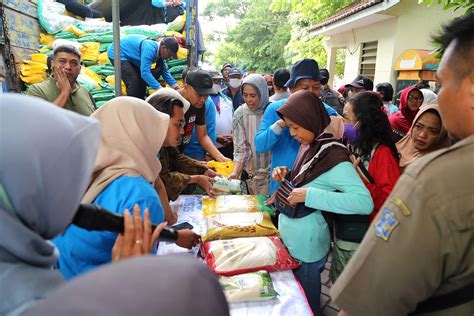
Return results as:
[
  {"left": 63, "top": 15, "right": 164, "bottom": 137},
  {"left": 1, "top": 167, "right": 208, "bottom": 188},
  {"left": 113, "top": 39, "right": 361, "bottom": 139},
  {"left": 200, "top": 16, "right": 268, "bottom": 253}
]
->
[
  {"left": 64, "top": 24, "right": 86, "bottom": 37},
  {"left": 164, "top": 31, "right": 182, "bottom": 37},
  {"left": 202, "top": 212, "right": 279, "bottom": 242},
  {"left": 105, "top": 75, "right": 127, "bottom": 95},
  {"left": 21, "top": 74, "right": 47, "bottom": 84},
  {"left": 207, "top": 161, "right": 235, "bottom": 178},
  {"left": 30, "top": 54, "right": 48, "bottom": 64},
  {"left": 177, "top": 46, "right": 188, "bottom": 59},
  {"left": 83, "top": 67, "right": 102, "bottom": 84},
  {"left": 98, "top": 52, "right": 110, "bottom": 65},
  {"left": 40, "top": 33, "right": 55, "bottom": 45}
]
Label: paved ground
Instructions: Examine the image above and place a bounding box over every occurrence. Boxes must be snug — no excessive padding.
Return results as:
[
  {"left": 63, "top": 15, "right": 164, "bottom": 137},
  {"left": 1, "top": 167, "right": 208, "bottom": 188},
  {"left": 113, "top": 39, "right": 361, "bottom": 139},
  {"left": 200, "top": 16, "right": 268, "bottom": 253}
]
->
[{"left": 320, "top": 253, "right": 340, "bottom": 316}]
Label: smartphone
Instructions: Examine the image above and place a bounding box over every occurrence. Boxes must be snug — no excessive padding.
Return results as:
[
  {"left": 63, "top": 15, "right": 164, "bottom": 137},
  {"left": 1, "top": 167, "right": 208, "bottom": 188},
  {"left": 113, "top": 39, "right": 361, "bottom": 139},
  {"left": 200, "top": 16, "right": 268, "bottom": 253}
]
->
[{"left": 171, "top": 222, "right": 194, "bottom": 230}]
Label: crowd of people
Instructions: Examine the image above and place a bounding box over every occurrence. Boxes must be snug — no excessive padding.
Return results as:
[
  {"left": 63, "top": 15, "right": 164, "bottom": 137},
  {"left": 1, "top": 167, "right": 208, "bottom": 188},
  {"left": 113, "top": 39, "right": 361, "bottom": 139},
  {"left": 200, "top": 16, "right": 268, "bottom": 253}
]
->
[{"left": 0, "top": 12, "right": 473, "bottom": 316}]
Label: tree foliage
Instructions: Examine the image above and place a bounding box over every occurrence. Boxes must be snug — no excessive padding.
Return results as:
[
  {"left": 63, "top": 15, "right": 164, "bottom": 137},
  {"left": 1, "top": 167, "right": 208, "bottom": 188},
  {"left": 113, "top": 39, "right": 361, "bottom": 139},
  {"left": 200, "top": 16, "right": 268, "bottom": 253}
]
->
[
  {"left": 203, "top": 0, "right": 352, "bottom": 74},
  {"left": 418, "top": 0, "right": 474, "bottom": 14}
]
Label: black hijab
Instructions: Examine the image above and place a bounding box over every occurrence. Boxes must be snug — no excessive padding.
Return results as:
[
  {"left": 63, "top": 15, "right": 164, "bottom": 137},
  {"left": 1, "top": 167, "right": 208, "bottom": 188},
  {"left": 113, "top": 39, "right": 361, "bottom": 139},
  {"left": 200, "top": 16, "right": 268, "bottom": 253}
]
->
[{"left": 277, "top": 90, "right": 350, "bottom": 187}]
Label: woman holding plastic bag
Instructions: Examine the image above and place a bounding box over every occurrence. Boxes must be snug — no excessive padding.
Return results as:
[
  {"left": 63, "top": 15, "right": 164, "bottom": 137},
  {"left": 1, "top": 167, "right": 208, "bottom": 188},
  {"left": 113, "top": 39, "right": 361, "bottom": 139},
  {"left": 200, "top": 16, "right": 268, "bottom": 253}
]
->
[{"left": 272, "top": 90, "right": 373, "bottom": 313}]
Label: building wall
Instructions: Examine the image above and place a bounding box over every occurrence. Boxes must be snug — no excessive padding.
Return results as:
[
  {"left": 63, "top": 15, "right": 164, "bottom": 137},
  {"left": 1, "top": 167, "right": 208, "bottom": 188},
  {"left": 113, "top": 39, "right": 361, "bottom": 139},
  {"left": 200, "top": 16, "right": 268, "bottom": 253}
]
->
[{"left": 324, "top": 0, "right": 461, "bottom": 88}]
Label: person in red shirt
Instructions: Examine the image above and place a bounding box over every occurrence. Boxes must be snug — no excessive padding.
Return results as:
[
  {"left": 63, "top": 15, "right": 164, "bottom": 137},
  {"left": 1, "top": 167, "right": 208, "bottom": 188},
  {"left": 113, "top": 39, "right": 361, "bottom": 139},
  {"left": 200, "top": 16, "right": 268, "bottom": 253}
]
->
[{"left": 343, "top": 91, "right": 400, "bottom": 222}]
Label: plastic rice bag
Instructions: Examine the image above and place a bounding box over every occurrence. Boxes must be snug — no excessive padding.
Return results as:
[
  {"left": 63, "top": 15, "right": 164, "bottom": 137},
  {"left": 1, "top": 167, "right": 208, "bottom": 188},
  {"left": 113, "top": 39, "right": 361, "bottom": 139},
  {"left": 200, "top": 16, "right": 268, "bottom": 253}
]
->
[
  {"left": 212, "top": 176, "right": 242, "bottom": 195},
  {"left": 202, "top": 195, "right": 274, "bottom": 217},
  {"left": 202, "top": 212, "right": 278, "bottom": 242},
  {"left": 220, "top": 271, "right": 278, "bottom": 303},
  {"left": 202, "top": 236, "right": 299, "bottom": 276}
]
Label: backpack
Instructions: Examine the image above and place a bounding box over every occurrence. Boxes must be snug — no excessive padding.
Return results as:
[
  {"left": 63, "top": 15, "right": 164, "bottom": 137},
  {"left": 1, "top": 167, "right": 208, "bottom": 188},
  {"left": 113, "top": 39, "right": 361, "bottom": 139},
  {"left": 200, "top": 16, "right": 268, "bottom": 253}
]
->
[{"left": 321, "top": 88, "right": 344, "bottom": 116}]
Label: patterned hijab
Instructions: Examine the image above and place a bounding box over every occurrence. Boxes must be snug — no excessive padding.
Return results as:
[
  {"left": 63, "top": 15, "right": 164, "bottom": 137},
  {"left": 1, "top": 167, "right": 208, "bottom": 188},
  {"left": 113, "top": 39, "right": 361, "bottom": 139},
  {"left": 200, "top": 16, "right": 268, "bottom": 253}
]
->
[
  {"left": 82, "top": 96, "right": 170, "bottom": 203},
  {"left": 277, "top": 90, "right": 349, "bottom": 187},
  {"left": 0, "top": 94, "right": 101, "bottom": 315}
]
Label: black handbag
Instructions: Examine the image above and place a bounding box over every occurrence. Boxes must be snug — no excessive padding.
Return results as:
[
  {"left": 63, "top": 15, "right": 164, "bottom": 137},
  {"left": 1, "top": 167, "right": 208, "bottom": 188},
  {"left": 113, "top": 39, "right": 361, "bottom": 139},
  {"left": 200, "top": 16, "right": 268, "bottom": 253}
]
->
[{"left": 274, "top": 179, "right": 316, "bottom": 218}]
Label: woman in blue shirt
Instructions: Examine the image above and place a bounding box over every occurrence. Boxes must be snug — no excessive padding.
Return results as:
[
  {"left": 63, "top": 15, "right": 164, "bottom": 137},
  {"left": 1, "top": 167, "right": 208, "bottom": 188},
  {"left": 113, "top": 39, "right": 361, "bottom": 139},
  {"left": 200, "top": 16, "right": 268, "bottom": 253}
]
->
[
  {"left": 272, "top": 90, "right": 373, "bottom": 313},
  {"left": 54, "top": 96, "right": 199, "bottom": 280}
]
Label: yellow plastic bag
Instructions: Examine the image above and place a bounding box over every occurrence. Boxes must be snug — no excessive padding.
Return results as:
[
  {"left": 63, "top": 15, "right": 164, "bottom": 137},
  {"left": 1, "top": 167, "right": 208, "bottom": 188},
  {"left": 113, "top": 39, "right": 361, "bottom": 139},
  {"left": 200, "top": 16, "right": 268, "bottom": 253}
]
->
[
  {"left": 30, "top": 54, "right": 48, "bottom": 64},
  {"left": 21, "top": 74, "right": 47, "bottom": 84},
  {"left": 177, "top": 46, "right": 188, "bottom": 59},
  {"left": 202, "top": 212, "right": 279, "bottom": 242},
  {"left": 40, "top": 33, "right": 54, "bottom": 45},
  {"left": 207, "top": 161, "right": 235, "bottom": 178},
  {"left": 98, "top": 52, "right": 110, "bottom": 65},
  {"left": 105, "top": 75, "right": 127, "bottom": 95},
  {"left": 64, "top": 24, "right": 86, "bottom": 37}
]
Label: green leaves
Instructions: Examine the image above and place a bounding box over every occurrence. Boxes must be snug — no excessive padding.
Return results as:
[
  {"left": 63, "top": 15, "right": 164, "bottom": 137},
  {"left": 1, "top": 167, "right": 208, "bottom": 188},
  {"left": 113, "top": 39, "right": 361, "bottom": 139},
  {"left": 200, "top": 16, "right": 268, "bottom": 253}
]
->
[{"left": 418, "top": 0, "right": 474, "bottom": 14}]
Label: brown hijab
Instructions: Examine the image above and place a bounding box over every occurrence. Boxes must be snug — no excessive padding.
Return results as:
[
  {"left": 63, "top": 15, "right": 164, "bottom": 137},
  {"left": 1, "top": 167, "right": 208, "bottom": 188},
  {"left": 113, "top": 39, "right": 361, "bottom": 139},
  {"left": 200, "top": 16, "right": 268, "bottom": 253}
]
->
[
  {"left": 396, "top": 104, "right": 451, "bottom": 168},
  {"left": 82, "top": 96, "right": 170, "bottom": 203},
  {"left": 277, "top": 90, "right": 350, "bottom": 187}
]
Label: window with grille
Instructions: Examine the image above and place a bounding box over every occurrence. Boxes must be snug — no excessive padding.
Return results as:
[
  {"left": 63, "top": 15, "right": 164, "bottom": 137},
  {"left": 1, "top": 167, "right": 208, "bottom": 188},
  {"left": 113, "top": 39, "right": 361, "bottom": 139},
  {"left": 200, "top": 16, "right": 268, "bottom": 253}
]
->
[{"left": 359, "top": 41, "right": 377, "bottom": 80}]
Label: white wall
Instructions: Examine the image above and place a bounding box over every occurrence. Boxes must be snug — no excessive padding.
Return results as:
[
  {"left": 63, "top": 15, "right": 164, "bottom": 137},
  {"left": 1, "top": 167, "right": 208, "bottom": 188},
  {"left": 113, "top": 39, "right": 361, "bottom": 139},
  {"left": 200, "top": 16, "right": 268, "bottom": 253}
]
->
[{"left": 323, "top": 0, "right": 461, "bottom": 88}]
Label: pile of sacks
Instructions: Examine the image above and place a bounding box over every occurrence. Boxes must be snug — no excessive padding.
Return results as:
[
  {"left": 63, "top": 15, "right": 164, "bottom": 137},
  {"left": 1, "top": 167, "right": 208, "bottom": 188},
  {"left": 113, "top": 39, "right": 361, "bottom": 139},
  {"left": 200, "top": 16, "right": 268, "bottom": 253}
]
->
[{"left": 20, "top": 0, "right": 188, "bottom": 107}]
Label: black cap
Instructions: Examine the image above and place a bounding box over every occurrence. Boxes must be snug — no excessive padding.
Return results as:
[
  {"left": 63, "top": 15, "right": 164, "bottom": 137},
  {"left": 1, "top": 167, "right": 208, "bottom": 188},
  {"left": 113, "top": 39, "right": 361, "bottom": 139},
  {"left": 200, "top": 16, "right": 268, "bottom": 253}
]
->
[
  {"left": 161, "top": 37, "right": 179, "bottom": 59},
  {"left": 186, "top": 69, "right": 216, "bottom": 96},
  {"left": 221, "top": 63, "right": 232, "bottom": 72},
  {"left": 319, "top": 69, "right": 329, "bottom": 85},
  {"left": 285, "top": 59, "right": 322, "bottom": 88},
  {"left": 228, "top": 68, "right": 242, "bottom": 78},
  {"left": 273, "top": 68, "right": 290, "bottom": 88},
  {"left": 345, "top": 75, "right": 374, "bottom": 91}
]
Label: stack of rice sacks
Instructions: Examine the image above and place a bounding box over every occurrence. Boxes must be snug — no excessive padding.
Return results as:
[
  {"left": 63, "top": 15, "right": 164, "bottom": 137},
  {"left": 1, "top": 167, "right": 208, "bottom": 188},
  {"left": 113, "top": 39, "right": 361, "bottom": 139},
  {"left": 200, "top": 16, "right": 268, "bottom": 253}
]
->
[{"left": 20, "top": 0, "right": 189, "bottom": 108}]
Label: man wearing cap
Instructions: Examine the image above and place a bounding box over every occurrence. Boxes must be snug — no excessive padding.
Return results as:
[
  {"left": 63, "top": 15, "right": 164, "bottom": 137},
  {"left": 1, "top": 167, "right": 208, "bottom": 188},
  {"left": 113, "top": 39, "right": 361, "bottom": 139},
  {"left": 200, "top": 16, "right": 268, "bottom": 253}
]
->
[
  {"left": 345, "top": 75, "right": 374, "bottom": 97},
  {"left": 107, "top": 35, "right": 180, "bottom": 99},
  {"left": 27, "top": 45, "right": 96, "bottom": 116},
  {"left": 319, "top": 68, "right": 345, "bottom": 115},
  {"left": 269, "top": 68, "right": 290, "bottom": 102},
  {"left": 255, "top": 59, "right": 338, "bottom": 198},
  {"left": 178, "top": 69, "right": 229, "bottom": 162},
  {"left": 220, "top": 63, "right": 232, "bottom": 88},
  {"left": 222, "top": 68, "right": 244, "bottom": 110}
]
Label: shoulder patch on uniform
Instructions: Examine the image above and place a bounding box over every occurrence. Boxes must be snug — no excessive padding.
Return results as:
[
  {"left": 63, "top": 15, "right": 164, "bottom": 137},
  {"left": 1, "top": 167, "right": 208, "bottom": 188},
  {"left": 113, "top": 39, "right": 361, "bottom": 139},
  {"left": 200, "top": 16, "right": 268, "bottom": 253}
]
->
[
  {"left": 375, "top": 209, "right": 399, "bottom": 241},
  {"left": 390, "top": 197, "right": 411, "bottom": 216}
]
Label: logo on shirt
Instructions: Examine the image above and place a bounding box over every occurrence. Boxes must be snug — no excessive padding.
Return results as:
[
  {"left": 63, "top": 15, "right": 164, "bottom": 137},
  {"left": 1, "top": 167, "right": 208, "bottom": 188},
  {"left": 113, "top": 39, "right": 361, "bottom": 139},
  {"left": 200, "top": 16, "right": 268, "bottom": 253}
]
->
[{"left": 375, "top": 208, "right": 399, "bottom": 241}]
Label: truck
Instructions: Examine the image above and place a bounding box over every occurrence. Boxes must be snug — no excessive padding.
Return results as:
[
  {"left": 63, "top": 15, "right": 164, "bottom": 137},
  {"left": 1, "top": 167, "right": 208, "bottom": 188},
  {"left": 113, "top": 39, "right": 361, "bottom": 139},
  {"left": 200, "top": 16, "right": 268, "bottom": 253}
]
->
[{"left": 0, "top": 0, "right": 201, "bottom": 93}]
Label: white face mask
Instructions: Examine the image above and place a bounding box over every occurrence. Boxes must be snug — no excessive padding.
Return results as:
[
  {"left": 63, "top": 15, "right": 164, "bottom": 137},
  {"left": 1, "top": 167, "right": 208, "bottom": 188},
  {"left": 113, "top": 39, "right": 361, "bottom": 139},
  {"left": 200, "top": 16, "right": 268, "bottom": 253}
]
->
[
  {"left": 229, "top": 78, "right": 241, "bottom": 89},
  {"left": 212, "top": 84, "right": 221, "bottom": 94}
]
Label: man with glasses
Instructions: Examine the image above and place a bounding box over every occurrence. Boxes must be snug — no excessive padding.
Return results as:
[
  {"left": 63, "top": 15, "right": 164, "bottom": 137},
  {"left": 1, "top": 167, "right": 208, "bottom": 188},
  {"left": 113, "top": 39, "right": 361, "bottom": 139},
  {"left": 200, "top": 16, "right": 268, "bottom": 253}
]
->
[
  {"left": 27, "top": 45, "right": 96, "bottom": 116},
  {"left": 178, "top": 69, "right": 229, "bottom": 162}
]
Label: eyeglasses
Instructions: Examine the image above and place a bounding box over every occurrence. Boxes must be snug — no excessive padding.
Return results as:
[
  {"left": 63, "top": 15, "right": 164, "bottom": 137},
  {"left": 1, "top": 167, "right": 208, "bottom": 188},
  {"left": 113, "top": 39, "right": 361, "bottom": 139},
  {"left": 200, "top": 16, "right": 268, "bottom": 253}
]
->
[{"left": 408, "top": 96, "right": 423, "bottom": 102}]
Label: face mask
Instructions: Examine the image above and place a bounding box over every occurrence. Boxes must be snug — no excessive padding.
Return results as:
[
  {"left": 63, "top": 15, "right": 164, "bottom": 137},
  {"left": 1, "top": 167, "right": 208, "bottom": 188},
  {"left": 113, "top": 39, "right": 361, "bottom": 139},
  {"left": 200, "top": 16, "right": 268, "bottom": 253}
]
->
[
  {"left": 229, "top": 78, "right": 241, "bottom": 89},
  {"left": 212, "top": 84, "right": 221, "bottom": 94}
]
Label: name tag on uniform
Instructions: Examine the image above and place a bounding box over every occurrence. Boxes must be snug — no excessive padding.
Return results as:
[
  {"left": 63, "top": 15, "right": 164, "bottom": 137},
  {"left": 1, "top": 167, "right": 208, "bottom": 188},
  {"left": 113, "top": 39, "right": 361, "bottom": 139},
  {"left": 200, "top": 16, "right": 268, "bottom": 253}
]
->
[{"left": 375, "top": 208, "right": 399, "bottom": 241}]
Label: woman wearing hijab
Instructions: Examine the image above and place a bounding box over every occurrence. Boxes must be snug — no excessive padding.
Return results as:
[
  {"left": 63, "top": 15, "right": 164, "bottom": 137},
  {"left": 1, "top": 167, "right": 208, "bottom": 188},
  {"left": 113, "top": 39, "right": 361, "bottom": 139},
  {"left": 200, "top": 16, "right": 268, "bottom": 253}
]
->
[
  {"left": 272, "top": 90, "right": 373, "bottom": 313},
  {"left": 396, "top": 104, "right": 451, "bottom": 172},
  {"left": 389, "top": 86, "right": 424, "bottom": 142},
  {"left": 420, "top": 88, "right": 438, "bottom": 106},
  {"left": 53, "top": 96, "right": 200, "bottom": 280},
  {"left": 0, "top": 94, "right": 101, "bottom": 315},
  {"left": 23, "top": 255, "right": 229, "bottom": 316},
  {"left": 336, "top": 91, "right": 400, "bottom": 281},
  {"left": 229, "top": 74, "right": 272, "bottom": 195}
]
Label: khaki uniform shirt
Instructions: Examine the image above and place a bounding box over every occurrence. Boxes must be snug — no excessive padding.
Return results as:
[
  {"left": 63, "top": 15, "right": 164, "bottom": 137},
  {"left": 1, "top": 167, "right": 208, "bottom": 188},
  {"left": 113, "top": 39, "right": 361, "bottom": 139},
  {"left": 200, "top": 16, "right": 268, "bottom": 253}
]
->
[
  {"left": 158, "top": 147, "right": 208, "bottom": 201},
  {"left": 27, "top": 78, "right": 95, "bottom": 116},
  {"left": 331, "top": 135, "right": 474, "bottom": 316}
]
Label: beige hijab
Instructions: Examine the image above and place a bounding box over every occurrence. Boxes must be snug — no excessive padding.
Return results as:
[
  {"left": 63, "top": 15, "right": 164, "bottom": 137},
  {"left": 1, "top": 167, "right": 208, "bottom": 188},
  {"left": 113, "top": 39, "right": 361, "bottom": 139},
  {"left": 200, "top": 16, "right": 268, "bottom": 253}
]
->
[
  {"left": 82, "top": 96, "right": 170, "bottom": 203},
  {"left": 396, "top": 104, "right": 451, "bottom": 168}
]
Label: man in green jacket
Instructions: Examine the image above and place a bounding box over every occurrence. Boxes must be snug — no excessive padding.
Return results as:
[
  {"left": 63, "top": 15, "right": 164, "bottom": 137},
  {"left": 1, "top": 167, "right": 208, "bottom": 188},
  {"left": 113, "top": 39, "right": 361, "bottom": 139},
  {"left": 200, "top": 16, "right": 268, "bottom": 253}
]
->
[{"left": 27, "top": 45, "right": 96, "bottom": 116}]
